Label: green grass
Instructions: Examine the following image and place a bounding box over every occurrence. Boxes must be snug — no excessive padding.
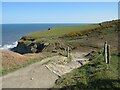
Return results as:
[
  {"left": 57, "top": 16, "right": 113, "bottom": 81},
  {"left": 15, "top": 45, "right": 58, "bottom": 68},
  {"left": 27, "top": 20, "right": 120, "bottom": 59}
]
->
[
  {"left": 22, "top": 19, "right": 119, "bottom": 40},
  {"left": 43, "top": 59, "right": 54, "bottom": 65},
  {"left": 18, "top": 19, "right": 118, "bottom": 44},
  {"left": 58, "top": 52, "right": 67, "bottom": 57},
  {"left": 54, "top": 50, "right": 120, "bottom": 89},
  {"left": 25, "top": 24, "right": 100, "bottom": 39}
]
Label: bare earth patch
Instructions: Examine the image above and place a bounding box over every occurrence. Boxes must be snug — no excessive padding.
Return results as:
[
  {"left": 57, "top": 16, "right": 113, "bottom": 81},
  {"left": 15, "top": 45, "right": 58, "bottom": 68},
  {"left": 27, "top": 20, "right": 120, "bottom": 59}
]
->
[
  {"left": 1, "top": 50, "right": 47, "bottom": 69},
  {"left": 45, "top": 52, "right": 89, "bottom": 76}
]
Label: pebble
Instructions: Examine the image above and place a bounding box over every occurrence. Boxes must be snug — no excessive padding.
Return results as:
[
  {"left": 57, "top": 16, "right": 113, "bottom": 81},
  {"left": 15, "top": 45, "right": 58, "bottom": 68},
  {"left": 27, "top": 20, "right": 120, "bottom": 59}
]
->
[{"left": 31, "top": 78, "right": 34, "bottom": 80}]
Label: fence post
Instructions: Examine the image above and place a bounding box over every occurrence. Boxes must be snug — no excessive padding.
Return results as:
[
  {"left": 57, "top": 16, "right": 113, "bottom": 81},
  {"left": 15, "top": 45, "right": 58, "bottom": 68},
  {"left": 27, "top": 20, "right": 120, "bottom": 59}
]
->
[
  {"left": 65, "top": 48, "right": 66, "bottom": 52},
  {"left": 67, "top": 47, "right": 69, "bottom": 58},
  {"left": 104, "top": 41, "right": 108, "bottom": 63},
  {"left": 107, "top": 45, "right": 110, "bottom": 64}
]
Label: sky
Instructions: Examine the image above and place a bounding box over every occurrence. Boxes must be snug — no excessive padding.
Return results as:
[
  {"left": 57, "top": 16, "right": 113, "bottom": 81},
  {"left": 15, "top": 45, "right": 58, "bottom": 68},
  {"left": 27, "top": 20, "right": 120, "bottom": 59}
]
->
[
  {"left": 2, "top": 2, "right": 118, "bottom": 24},
  {"left": 1, "top": 0, "right": 119, "bottom": 2}
]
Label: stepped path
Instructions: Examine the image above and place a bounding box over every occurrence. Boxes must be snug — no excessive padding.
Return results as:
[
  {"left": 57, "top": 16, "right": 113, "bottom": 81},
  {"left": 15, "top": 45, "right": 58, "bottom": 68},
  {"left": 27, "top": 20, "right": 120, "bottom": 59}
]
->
[{"left": 1, "top": 52, "right": 89, "bottom": 88}]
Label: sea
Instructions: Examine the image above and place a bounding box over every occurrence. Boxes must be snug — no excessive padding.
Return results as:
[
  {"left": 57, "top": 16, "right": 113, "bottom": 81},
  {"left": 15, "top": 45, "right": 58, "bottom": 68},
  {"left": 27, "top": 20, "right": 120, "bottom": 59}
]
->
[{"left": 0, "top": 23, "right": 82, "bottom": 50}]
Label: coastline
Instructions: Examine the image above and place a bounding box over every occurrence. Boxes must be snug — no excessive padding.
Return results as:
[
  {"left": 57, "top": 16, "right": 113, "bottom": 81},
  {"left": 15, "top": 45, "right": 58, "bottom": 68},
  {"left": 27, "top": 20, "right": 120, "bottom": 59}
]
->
[
  {"left": 1, "top": 23, "right": 83, "bottom": 50},
  {"left": 0, "top": 41, "right": 18, "bottom": 50},
  {"left": 1, "top": 19, "right": 119, "bottom": 88}
]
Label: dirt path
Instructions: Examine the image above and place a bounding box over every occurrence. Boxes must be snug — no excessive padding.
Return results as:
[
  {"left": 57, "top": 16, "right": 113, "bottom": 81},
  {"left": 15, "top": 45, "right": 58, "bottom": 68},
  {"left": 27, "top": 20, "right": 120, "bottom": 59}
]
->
[
  {"left": 2, "top": 56, "right": 61, "bottom": 88},
  {"left": 45, "top": 52, "right": 89, "bottom": 76},
  {"left": 1, "top": 52, "right": 89, "bottom": 88}
]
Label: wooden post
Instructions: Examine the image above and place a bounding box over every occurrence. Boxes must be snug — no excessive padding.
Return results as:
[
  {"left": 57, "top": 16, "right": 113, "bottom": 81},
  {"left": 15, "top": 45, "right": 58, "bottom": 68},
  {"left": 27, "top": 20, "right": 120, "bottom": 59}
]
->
[
  {"left": 65, "top": 48, "right": 67, "bottom": 53},
  {"left": 104, "top": 41, "right": 108, "bottom": 63},
  {"left": 107, "top": 45, "right": 110, "bottom": 64},
  {"left": 67, "top": 47, "right": 69, "bottom": 58}
]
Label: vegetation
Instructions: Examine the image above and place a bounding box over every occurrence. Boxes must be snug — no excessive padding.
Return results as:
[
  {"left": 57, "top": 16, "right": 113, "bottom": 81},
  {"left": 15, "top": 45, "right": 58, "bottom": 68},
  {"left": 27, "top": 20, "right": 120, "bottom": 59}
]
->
[
  {"left": 2, "top": 19, "right": 119, "bottom": 89},
  {"left": 25, "top": 24, "right": 100, "bottom": 38},
  {"left": 19, "top": 24, "right": 101, "bottom": 44},
  {"left": 43, "top": 59, "right": 54, "bottom": 65},
  {"left": 18, "top": 19, "right": 119, "bottom": 44},
  {"left": 14, "top": 19, "right": 119, "bottom": 54},
  {"left": 52, "top": 19, "right": 120, "bottom": 89},
  {"left": 54, "top": 51, "right": 120, "bottom": 89},
  {"left": 58, "top": 52, "right": 67, "bottom": 57}
]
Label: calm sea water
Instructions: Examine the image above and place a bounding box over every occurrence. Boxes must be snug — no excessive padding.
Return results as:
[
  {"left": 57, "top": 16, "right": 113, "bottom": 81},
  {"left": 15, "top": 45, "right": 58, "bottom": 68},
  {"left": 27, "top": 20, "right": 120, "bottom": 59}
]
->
[{"left": 1, "top": 23, "right": 82, "bottom": 49}]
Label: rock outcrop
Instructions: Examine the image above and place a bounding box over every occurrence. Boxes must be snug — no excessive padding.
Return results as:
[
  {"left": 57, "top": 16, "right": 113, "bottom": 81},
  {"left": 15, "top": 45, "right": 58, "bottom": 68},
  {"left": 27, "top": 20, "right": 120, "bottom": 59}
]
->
[
  {"left": 12, "top": 41, "right": 49, "bottom": 54},
  {"left": 12, "top": 37, "right": 69, "bottom": 54}
]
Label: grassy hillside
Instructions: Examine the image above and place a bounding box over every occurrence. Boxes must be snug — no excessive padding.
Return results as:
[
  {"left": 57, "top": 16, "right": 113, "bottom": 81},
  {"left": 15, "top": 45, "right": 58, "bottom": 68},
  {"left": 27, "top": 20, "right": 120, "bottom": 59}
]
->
[
  {"left": 54, "top": 51, "right": 120, "bottom": 89},
  {"left": 51, "top": 19, "right": 120, "bottom": 89},
  {"left": 19, "top": 19, "right": 119, "bottom": 43},
  {"left": 24, "top": 19, "right": 119, "bottom": 40},
  {"left": 14, "top": 19, "right": 119, "bottom": 54},
  {"left": 24, "top": 24, "right": 100, "bottom": 39},
  {"left": 26, "top": 24, "right": 100, "bottom": 38}
]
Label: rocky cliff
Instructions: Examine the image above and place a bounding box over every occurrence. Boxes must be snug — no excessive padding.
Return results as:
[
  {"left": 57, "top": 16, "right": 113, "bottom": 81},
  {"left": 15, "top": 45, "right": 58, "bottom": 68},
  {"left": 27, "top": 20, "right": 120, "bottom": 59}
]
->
[{"left": 12, "top": 37, "right": 68, "bottom": 54}]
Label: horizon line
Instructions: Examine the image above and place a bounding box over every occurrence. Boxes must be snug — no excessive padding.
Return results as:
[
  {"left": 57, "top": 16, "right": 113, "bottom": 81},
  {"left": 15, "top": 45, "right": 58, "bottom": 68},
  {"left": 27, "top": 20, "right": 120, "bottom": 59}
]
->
[
  {"left": 2, "top": 18, "right": 118, "bottom": 24},
  {"left": 2, "top": 22, "right": 98, "bottom": 24}
]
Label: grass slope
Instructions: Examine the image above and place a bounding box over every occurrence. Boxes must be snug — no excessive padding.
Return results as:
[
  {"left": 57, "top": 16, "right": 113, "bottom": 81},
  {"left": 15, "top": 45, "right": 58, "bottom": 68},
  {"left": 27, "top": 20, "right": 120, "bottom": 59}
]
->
[
  {"left": 54, "top": 51, "right": 120, "bottom": 89},
  {"left": 25, "top": 24, "right": 100, "bottom": 38}
]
